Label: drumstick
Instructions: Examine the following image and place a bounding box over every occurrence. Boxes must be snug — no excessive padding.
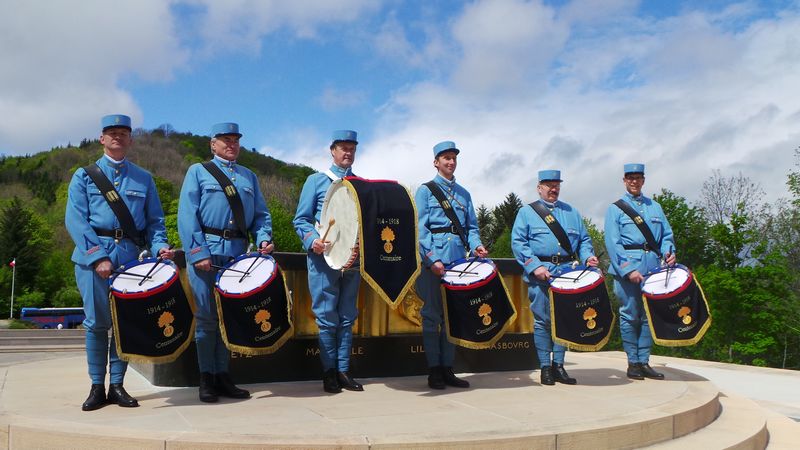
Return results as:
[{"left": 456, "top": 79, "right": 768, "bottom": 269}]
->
[
  {"left": 111, "top": 270, "right": 151, "bottom": 279},
  {"left": 239, "top": 255, "right": 261, "bottom": 283},
  {"left": 459, "top": 256, "right": 479, "bottom": 278},
  {"left": 443, "top": 269, "right": 479, "bottom": 275},
  {"left": 210, "top": 264, "right": 248, "bottom": 275},
  {"left": 320, "top": 218, "right": 336, "bottom": 242},
  {"left": 573, "top": 267, "right": 589, "bottom": 283},
  {"left": 138, "top": 245, "right": 173, "bottom": 286},
  {"left": 664, "top": 245, "right": 674, "bottom": 287}
]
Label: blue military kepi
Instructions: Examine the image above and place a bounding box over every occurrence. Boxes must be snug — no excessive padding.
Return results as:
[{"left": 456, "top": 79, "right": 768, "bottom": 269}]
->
[
  {"left": 101, "top": 114, "right": 132, "bottom": 131},
  {"left": 433, "top": 140, "right": 460, "bottom": 157},
  {"left": 538, "top": 169, "right": 562, "bottom": 182},
  {"left": 624, "top": 163, "right": 645, "bottom": 175},
  {"left": 331, "top": 130, "right": 358, "bottom": 144},
  {"left": 211, "top": 122, "right": 242, "bottom": 137}
]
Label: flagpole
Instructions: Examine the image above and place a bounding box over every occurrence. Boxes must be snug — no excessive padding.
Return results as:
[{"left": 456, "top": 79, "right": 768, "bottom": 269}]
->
[{"left": 9, "top": 258, "right": 15, "bottom": 319}]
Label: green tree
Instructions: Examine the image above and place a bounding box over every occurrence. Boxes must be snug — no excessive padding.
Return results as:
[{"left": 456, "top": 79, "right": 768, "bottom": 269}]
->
[
  {"left": 0, "top": 197, "right": 52, "bottom": 294},
  {"left": 269, "top": 199, "right": 303, "bottom": 252},
  {"left": 653, "top": 189, "right": 712, "bottom": 268}
]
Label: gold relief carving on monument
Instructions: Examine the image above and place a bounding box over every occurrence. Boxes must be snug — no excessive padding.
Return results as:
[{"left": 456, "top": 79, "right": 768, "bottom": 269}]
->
[{"left": 396, "top": 288, "right": 423, "bottom": 327}]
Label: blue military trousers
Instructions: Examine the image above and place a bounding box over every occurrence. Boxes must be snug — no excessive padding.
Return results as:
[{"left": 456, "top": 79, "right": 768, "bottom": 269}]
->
[
  {"left": 613, "top": 275, "right": 653, "bottom": 364},
  {"left": 415, "top": 267, "right": 456, "bottom": 367},
  {"left": 307, "top": 252, "right": 360, "bottom": 372},
  {"left": 187, "top": 255, "right": 231, "bottom": 374}
]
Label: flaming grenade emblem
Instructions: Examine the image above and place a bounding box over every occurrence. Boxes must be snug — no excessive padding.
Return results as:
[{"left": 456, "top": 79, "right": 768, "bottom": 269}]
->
[
  {"left": 678, "top": 306, "right": 692, "bottom": 325},
  {"left": 158, "top": 311, "right": 175, "bottom": 337},
  {"left": 381, "top": 226, "right": 396, "bottom": 254},
  {"left": 255, "top": 309, "right": 272, "bottom": 332},
  {"left": 583, "top": 307, "right": 597, "bottom": 330},
  {"left": 478, "top": 303, "right": 493, "bottom": 326}
]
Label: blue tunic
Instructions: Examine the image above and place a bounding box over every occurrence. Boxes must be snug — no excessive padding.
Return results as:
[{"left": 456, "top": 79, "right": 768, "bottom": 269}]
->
[
  {"left": 293, "top": 165, "right": 361, "bottom": 372},
  {"left": 414, "top": 174, "right": 483, "bottom": 367},
  {"left": 65, "top": 156, "right": 170, "bottom": 329},
  {"left": 177, "top": 156, "right": 272, "bottom": 374},
  {"left": 65, "top": 155, "right": 169, "bottom": 384},
  {"left": 604, "top": 192, "right": 675, "bottom": 364},
  {"left": 511, "top": 199, "right": 594, "bottom": 367}
]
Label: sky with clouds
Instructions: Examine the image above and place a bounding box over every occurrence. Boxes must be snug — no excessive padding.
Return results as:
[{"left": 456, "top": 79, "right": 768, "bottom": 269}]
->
[{"left": 1, "top": 0, "right": 798, "bottom": 222}]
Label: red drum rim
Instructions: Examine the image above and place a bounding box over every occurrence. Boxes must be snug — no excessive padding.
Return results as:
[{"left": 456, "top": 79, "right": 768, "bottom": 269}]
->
[
  {"left": 641, "top": 267, "right": 693, "bottom": 300},
  {"left": 110, "top": 267, "right": 179, "bottom": 299},
  {"left": 549, "top": 272, "right": 604, "bottom": 295},
  {"left": 215, "top": 255, "right": 278, "bottom": 298},
  {"left": 442, "top": 258, "right": 498, "bottom": 291}
]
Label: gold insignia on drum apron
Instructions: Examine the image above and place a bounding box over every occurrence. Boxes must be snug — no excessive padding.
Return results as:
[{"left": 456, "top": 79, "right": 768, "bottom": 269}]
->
[
  {"left": 381, "top": 226, "right": 395, "bottom": 254},
  {"left": 158, "top": 311, "right": 175, "bottom": 337},
  {"left": 255, "top": 309, "right": 272, "bottom": 332}
]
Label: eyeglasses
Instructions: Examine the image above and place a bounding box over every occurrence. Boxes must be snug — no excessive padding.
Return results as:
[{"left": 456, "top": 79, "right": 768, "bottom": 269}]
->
[{"left": 624, "top": 176, "right": 644, "bottom": 182}]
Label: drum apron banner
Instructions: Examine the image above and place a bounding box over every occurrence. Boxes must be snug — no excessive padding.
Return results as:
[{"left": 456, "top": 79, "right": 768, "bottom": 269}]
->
[
  {"left": 641, "top": 264, "right": 711, "bottom": 347},
  {"left": 548, "top": 267, "right": 615, "bottom": 351},
  {"left": 442, "top": 258, "right": 517, "bottom": 350},
  {"left": 342, "top": 176, "right": 420, "bottom": 308},
  {"left": 109, "top": 258, "right": 195, "bottom": 364},
  {"left": 215, "top": 254, "right": 293, "bottom": 356}
]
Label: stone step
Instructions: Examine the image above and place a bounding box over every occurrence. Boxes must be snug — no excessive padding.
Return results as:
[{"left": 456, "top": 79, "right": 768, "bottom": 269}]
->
[
  {"left": 0, "top": 329, "right": 85, "bottom": 338},
  {"left": 0, "top": 336, "right": 85, "bottom": 346},
  {"left": 643, "top": 393, "right": 769, "bottom": 450},
  {"left": 0, "top": 344, "right": 85, "bottom": 353},
  {"left": 764, "top": 410, "right": 800, "bottom": 449}
]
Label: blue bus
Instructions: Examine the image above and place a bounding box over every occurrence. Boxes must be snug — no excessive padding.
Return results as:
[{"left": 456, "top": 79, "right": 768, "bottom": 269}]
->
[{"left": 20, "top": 307, "right": 85, "bottom": 329}]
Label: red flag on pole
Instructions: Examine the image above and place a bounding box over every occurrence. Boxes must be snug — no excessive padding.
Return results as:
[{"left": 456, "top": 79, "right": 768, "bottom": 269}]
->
[{"left": 9, "top": 259, "right": 15, "bottom": 268}]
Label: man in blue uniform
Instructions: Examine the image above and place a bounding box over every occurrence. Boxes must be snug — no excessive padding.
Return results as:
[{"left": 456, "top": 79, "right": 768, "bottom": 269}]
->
[
  {"left": 415, "top": 141, "right": 488, "bottom": 390},
  {"left": 604, "top": 163, "right": 675, "bottom": 380},
  {"left": 511, "top": 170, "right": 598, "bottom": 386},
  {"left": 66, "top": 114, "right": 174, "bottom": 411},
  {"left": 293, "top": 130, "right": 364, "bottom": 394},
  {"left": 178, "top": 122, "right": 274, "bottom": 403}
]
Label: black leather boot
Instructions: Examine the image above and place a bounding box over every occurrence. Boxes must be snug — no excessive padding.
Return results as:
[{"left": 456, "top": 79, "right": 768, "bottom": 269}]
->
[
  {"left": 337, "top": 371, "right": 364, "bottom": 391},
  {"left": 107, "top": 383, "right": 139, "bottom": 407},
  {"left": 216, "top": 372, "right": 250, "bottom": 398},
  {"left": 81, "top": 384, "right": 106, "bottom": 411},
  {"left": 640, "top": 363, "right": 665, "bottom": 380},
  {"left": 540, "top": 366, "right": 555, "bottom": 386},
  {"left": 199, "top": 372, "right": 219, "bottom": 403},
  {"left": 323, "top": 368, "right": 342, "bottom": 393},
  {"left": 442, "top": 367, "right": 470, "bottom": 388},
  {"left": 627, "top": 363, "right": 645, "bottom": 380},
  {"left": 552, "top": 363, "right": 577, "bottom": 385},
  {"left": 427, "top": 366, "right": 445, "bottom": 390}
]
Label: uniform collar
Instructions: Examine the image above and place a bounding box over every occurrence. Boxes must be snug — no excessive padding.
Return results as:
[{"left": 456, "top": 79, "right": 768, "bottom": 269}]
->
[
  {"left": 625, "top": 192, "right": 644, "bottom": 202},
  {"left": 434, "top": 173, "right": 456, "bottom": 187},
  {"left": 214, "top": 155, "right": 236, "bottom": 167},
  {"left": 103, "top": 154, "right": 125, "bottom": 165},
  {"left": 329, "top": 164, "right": 352, "bottom": 178},
  {"left": 538, "top": 198, "right": 559, "bottom": 209}
]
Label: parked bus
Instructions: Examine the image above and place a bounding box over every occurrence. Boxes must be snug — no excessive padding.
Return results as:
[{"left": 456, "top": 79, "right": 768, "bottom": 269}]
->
[{"left": 19, "top": 307, "right": 85, "bottom": 329}]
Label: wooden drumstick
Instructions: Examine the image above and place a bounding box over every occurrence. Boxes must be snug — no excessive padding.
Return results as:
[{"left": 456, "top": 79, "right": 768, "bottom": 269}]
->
[{"left": 320, "top": 218, "right": 336, "bottom": 242}]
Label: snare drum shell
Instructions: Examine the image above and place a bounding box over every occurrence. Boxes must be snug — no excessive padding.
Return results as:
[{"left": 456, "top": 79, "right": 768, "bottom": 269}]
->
[
  {"left": 214, "top": 254, "right": 279, "bottom": 298},
  {"left": 110, "top": 258, "right": 179, "bottom": 298},
  {"left": 641, "top": 265, "right": 693, "bottom": 300}
]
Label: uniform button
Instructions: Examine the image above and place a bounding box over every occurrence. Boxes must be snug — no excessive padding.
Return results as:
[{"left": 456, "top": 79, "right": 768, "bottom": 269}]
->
[
  {"left": 229, "top": 220, "right": 234, "bottom": 224},
  {"left": 114, "top": 181, "right": 119, "bottom": 186},
  {"left": 231, "top": 177, "right": 236, "bottom": 181},
  {"left": 115, "top": 170, "right": 119, "bottom": 174}
]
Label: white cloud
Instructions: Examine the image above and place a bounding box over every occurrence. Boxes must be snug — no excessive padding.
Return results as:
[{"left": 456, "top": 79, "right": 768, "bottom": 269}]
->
[
  {"left": 318, "top": 86, "right": 367, "bottom": 112},
  {"left": 350, "top": 0, "right": 800, "bottom": 224},
  {"left": 184, "top": 0, "right": 380, "bottom": 55},
  {"left": 0, "top": 0, "right": 187, "bottom": 153}
]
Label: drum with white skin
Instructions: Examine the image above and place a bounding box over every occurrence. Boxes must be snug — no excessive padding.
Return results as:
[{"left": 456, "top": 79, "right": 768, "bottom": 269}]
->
[{"left": 319, "top": 178, "right": 360, "bottom": 270}]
